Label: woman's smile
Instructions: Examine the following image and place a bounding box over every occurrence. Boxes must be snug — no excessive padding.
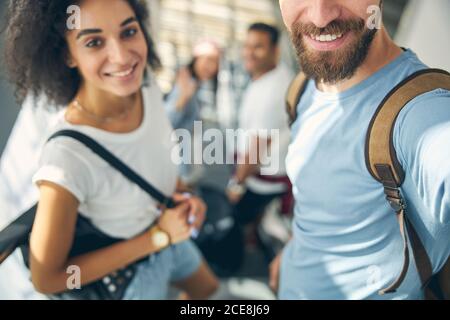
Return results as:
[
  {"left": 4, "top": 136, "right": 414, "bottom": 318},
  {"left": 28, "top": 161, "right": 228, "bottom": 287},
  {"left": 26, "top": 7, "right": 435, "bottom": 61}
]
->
[{"left": 104, "top": 61, "right": 140, "bottom": 83}]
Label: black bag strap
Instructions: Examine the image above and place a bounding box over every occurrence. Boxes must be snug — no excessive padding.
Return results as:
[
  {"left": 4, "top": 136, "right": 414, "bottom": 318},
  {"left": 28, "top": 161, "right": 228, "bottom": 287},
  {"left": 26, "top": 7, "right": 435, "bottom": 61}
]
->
[
  {"left": 0, "top": 129, "right": 175, "bottom": 264},
  {"left": 49, "top": 130, "right": 176, "bottom": 208}
]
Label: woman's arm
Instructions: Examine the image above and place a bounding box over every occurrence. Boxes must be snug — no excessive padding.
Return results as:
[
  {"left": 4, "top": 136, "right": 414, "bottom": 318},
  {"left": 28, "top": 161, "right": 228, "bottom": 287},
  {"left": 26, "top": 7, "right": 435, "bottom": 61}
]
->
[
  {"left": 30, "top": 181, "right": 191, "bottom": 294},
  {"left": 174, "top": 68, "right": 198, "bottom": 112},
  {"left": 165, "top": 69, "right": 199, "bottom": 129}
]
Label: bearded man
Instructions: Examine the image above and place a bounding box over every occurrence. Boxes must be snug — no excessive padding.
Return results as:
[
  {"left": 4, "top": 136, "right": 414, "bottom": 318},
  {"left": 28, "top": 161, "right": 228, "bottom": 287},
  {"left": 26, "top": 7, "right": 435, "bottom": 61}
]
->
[{"left": 270, "top": 0, "right": 450, "bottom": 300}]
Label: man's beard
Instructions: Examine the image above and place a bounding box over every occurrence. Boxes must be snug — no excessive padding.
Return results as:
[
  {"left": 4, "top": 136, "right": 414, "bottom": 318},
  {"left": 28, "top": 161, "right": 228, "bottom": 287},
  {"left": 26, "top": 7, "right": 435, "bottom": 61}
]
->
[{"left": 291, "top": 19, "right": 378, "bottom": 84}]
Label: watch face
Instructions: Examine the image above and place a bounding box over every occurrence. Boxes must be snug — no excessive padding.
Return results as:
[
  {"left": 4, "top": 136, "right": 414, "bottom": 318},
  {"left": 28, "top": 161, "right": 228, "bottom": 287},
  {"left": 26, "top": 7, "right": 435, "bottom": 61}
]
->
[
  {"left": 230, "top": 184, "right": 245, "bottom": 195},
  {"left": 153, "top": 231, "right": 169, "bottom": 248}
]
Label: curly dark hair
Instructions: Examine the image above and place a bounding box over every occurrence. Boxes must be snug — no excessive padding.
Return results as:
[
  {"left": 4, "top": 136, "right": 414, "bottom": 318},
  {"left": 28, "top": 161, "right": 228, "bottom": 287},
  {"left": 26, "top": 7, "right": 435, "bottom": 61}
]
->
[{"left": 3, "top": 0, "right": 161, "bottom": 107}]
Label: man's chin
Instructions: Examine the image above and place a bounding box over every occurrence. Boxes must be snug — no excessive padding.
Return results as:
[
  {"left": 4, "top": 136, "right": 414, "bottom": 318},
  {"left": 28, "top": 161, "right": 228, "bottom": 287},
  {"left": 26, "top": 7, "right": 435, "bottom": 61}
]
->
[
  {"left": 296, "top": 28, "right": 377, "bottom": 83},
  {"left": 244, "top": 63, "right": 257, "bottom": 74}
]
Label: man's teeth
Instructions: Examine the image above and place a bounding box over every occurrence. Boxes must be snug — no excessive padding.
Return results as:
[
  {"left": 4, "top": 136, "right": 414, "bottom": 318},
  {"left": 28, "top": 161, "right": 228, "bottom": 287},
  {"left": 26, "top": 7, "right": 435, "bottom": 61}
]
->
[
  {"left": 109, "top": 67, "right": 134, "bottom": 77},
  {"left": 312, "top": 34, "right": 343, "bottom": 42}
]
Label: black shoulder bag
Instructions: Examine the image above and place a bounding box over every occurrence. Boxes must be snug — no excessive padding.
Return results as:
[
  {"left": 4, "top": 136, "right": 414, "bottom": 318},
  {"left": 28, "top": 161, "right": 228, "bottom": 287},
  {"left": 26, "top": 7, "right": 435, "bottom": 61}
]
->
[{"left": 0, "top": 129, "right": 176, "bottom": 300}]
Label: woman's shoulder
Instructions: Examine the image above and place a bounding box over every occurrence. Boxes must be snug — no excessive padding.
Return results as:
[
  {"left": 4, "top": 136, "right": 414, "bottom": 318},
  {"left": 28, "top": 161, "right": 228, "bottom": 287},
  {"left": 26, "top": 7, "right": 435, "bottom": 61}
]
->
[
  {"left": 40, "top": 136, "right": 99, "bottom": 173},
  {"left": 33, "top": 136, "right": 98, "bottom": 203}
]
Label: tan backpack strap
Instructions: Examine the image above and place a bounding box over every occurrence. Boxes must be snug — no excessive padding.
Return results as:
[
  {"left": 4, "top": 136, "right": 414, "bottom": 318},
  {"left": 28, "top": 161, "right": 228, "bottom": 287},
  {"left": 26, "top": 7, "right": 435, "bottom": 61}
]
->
[
  {"left": 366, "top": 69, "right": 450, "bottom": 184},
  {"left": 286, "top": 72, "right": 308, "bottom": 126},
  {"left": 366, "top": 69, "right": 450, "bottom": 295}
]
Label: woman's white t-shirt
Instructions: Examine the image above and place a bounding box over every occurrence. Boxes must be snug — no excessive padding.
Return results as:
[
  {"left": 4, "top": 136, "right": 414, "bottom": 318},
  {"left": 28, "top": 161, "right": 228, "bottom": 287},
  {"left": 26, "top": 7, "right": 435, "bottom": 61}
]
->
[{"left": 32, "top": 81, "right": 178, "bottom": 239}]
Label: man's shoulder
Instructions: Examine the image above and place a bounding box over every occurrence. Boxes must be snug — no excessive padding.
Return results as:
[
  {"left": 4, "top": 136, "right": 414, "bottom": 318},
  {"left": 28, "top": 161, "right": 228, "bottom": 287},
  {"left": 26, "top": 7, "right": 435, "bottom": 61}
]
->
[
  {"left": 277, "top": 62, "right": 295, "bottom": 76},
  {"left": 399, "top": 87, "right": 450, "bottom": 124},
  {"left": 393, "top": 86, "right": 450, "bottom": 166},
  {"left": 245, "top": 63, "right": 294, "bottom": 102},
  {"left": 256, "top": 63, "right": 294, "bottom": 86},
  {"left": 375, "top": 52, "right": 449, "bottom": 135},
  {"left": 273, "top": 63, "right": 295, "bottom": 85}
]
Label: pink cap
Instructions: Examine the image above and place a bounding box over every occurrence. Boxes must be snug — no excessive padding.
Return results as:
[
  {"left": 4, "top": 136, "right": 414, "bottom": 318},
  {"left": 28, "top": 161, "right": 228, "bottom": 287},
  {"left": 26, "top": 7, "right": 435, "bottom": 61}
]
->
[{"left": 193, "top": 39, "right": 221, "bottom": 57}]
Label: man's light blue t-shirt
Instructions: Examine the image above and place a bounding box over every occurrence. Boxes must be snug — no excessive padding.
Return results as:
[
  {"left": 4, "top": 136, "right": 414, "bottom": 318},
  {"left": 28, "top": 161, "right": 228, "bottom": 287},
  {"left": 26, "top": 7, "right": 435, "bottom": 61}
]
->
[{"left": 280, "top": 49, "right": 450, "bottom": 299}]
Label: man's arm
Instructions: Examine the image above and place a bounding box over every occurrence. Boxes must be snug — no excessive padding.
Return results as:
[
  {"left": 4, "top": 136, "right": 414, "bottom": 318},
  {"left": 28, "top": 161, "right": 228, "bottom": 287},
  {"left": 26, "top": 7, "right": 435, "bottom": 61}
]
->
[
  {"left": 227, "top": 135, "right": 271, "bottom": 203},
  {"left": 234, "top": 135, "right": 271, "bottom": 183},
  {"left": 394, "top": 89, "right": 450, "bottom": 295}
]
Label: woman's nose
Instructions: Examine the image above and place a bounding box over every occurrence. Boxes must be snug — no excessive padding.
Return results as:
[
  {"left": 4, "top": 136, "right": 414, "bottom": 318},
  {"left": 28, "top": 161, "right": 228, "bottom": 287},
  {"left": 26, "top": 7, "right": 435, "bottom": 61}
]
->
[{"left": 107, "top": 39, "right": 131, "bottom": 65}]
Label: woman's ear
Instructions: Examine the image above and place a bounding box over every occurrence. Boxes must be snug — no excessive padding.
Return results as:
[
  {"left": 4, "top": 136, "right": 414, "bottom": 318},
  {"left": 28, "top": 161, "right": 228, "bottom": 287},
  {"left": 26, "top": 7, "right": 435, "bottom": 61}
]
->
[{"left": 66, "top": 54, "right": 77, "bottom": 68}]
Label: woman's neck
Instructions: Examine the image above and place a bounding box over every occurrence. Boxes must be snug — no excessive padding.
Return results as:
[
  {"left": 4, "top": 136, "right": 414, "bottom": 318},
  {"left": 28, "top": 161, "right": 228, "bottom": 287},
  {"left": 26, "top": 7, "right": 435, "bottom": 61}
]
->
[
  {"left": 76, "top": 83, "right": 140, "bottom": 118},
  {"left": 66, "top": 84, "right": 144, "bottom": 133}
]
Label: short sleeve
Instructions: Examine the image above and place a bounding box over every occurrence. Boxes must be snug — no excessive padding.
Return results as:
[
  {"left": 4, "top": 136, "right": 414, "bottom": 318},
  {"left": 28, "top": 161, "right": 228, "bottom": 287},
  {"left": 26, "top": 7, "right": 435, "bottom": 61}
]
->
[
  {"left": 32, "top": 140, "right": 93, "bottom": 203},
  {"left": 394, "top": 88, "right": 450, "bottom": 225}
]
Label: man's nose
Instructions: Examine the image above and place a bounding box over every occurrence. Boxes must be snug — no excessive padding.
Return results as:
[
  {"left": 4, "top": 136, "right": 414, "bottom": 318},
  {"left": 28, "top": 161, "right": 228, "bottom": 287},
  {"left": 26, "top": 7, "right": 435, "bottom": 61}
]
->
[
  {"left": 307, "top": 0, "right": 341, "bottom": 29},
  {"left": 107, "top": 39, "right": 131, "bottom": 65},
  {"left": 242, "top": 47, "right": 252, "bottom": 58}
]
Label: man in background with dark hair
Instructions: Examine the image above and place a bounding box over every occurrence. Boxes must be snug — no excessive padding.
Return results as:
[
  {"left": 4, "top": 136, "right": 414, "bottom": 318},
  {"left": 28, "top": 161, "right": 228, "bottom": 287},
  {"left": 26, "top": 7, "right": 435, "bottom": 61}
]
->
[{"left": 226, "top": 23, "right": 294, "bottom": 259}]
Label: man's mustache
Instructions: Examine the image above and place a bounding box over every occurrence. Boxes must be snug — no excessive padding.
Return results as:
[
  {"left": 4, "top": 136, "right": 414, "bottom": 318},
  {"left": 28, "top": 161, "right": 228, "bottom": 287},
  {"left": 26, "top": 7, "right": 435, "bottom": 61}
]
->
[{"left": 292, "top": 19, "right": 366, "bottom": 37}]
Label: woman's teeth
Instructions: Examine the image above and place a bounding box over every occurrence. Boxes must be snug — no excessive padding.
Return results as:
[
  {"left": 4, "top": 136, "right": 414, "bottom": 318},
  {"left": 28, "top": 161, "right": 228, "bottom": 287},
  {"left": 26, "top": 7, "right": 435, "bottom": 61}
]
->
[
  {"left": 108, "top": 65, "right": 135, "bottom": 77},
  {"left": 312, "top": 33, "right": 344, "bottom": 42}
]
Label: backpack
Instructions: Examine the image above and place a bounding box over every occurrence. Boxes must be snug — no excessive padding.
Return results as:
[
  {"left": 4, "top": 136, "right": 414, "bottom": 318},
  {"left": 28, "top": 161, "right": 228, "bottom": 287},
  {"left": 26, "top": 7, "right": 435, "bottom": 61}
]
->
[
  {"left": 194, "top": 186, "right": 245, "bottom": 278},
  {"left": 285, "top": 68, "right": 450, "bottom": 298}
]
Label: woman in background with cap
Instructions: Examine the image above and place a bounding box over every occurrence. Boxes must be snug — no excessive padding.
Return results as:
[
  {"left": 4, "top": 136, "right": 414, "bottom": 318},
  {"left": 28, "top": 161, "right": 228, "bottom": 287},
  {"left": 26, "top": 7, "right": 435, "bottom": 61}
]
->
[{"left": 165, "top": 40, "right": 221, "bottom": 132}]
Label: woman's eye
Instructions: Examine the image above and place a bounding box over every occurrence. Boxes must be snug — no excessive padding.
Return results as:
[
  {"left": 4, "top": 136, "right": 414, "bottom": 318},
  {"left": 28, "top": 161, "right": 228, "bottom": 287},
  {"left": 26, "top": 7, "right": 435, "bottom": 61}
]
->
[
  {"left": 122, "top": 28, "right": 138, "bottom": 38},
  {"left": 86, "top": 39, "right": 102, "bottom": 48}
]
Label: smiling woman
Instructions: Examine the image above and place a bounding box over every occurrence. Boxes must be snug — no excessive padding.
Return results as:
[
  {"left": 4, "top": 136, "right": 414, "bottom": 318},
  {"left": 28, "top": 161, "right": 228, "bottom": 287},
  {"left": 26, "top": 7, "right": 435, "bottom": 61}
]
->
[
  {"left": 2, "top": 0, "right": 219, "bottom": 300},
  {"left": 4, "top": 0, "right": 160, "bottom": 108}
]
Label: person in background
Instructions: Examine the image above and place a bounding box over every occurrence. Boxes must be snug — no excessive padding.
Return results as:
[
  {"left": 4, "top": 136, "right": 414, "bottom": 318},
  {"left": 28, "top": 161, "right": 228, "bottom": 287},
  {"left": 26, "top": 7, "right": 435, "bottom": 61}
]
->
[
  {"left": 226, "top": 23, "right": 294, "bottom": 259},
  {"left": 165, "top": 40, "right": 221, "bottom": 131},
  {"left": 164, "top": 40, "right": 224, "bottom": 187}
]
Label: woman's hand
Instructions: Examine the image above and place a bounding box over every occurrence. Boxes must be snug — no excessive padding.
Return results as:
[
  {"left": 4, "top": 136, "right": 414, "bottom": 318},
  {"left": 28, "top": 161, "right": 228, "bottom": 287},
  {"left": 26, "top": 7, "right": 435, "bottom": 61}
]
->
[
  {"left": 157, "top": 201, "right": 192, "bottom": 244},
  {"left": 226, "top": 189, "right": 244, "bottom": 205},
  {"left": 176, "top": 68, "right": 198, "bottom": 111},
  {"left": 226, "top": 177, "right": 246, "bottom": 204},
  {"left": 172, "top": 193, "right": 207, "bottom": 233}
]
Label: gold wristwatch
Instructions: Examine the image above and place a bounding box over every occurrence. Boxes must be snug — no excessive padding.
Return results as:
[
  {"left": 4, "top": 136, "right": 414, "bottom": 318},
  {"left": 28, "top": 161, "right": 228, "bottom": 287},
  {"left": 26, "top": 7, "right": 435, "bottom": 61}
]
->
[{"left": 148, "top": 225, "right": 171, "bottom": 250}]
